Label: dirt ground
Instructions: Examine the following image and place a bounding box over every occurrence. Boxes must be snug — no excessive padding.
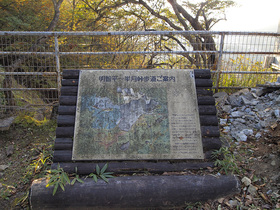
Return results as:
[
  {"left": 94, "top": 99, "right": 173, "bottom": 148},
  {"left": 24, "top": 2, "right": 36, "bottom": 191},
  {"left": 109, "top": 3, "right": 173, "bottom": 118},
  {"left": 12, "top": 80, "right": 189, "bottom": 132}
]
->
[
  {"left": 0, "top": 117, "right": 56, "bottom": 209},
  {"left": 0, "top": 114, "right": 279, "bottom": 209}
]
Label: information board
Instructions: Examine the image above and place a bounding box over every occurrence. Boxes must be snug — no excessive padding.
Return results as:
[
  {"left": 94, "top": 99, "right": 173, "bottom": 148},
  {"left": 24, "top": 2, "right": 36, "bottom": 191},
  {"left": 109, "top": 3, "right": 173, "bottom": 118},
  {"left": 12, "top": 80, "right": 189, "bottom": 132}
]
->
[{"left": 72, "top": 69, "right": 203, "bottom": 160}]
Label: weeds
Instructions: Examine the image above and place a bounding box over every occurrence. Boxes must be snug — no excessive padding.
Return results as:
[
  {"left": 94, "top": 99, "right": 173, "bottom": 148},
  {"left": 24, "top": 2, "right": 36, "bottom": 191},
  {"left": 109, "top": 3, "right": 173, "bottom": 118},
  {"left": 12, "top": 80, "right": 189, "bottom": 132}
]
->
[
  {"left": 70, "top": 167, "right": 84, "bottom": 185},
  {"left": 89, "top": 163, "right": 114, "bottom": 183},
  {"left": 14, "top": 112, "right": 49, "bottom": 127},
  {"left": 212, "top": 147, "right": 240, "bottom": 175},
  {"left": 23, "top": 145, "right": 53, "bottom": 184},
  {"left": 0, "top": 184, "right": 16, "bottom": 200},
  {"left": 45, "top": 164, "right": 114, "bottom": 196},
  {"left": 46, "top": 165, "right": 70, "bottom": 196}
]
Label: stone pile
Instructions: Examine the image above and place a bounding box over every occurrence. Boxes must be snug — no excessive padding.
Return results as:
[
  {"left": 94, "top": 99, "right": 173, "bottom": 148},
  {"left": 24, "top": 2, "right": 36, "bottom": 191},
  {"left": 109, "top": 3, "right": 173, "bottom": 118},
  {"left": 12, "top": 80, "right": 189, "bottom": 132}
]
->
[{"left": 214, "top": 87, "right": 280, "bottom": 142}]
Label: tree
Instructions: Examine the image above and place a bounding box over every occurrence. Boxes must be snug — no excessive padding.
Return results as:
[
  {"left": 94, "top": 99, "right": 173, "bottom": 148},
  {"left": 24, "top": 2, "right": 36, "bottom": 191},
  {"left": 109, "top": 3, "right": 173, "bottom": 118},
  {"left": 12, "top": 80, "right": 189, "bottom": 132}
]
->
[
  {"left": 64, "top": 0, "right": 235, "bottom": 68},
  {"left": 119, "top": 0, "right": 235, "bottom": 69},
  {"left": 0, "top": 0, "right": 57, "bottom": 31}
]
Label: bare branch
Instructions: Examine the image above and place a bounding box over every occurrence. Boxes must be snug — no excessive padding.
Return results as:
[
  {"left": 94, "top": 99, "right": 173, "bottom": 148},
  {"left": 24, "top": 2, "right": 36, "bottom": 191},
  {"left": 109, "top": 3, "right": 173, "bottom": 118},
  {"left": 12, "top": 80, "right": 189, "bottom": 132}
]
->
[
  {"left": 48, "top": 0, "right": 64, "bottom": 31},
  {"left": 126, "top": 0, "right": 183, "bottom": 31}
]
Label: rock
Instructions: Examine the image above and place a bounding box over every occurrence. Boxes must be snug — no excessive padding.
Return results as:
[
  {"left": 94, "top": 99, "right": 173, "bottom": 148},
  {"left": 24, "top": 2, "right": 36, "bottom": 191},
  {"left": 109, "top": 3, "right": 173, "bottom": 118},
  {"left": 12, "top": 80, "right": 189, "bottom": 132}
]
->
[
  {"left": 222, "top": 105, "right": 232, "bottom": 113},
  {"left": 214, "top": 92, "right": 228, "bottom": 101},
  {"left": 245, "top": 115, "right": 255, "bottom": 121},
  {"left": 228, "top": 95, "right": 243, "bottom": 107},
  {"left": 228, "top": 200, "right": 239, "bottom": 207},
  {"left": 0, "top": 165, "right": 9, "bottom": 171},
  {"left": 274, "top": 109, "right": 280, "bottom": 118},
  {"left": 241, "top": 96, "right": 258, "bottom": 106},
  {"left": 271, "top": 160, "right": 276, "bottom": 166},
  {"left": 260, "top": 121, "right": 267, "bottom": 128},
  {"left": 6, "top": 145, "right": 14, "bottom": 157},
  {"left": 255, "top": 132, "right": 262, "bottom": 139},
  {"left": 276, "top": 95, "right": 280, "bottom": 103},
  {"left": 242, "top": 129, "right": 253, "bottom": 136},
  {"left": 252, "top": 87, "right": 264, "bottom": 97},
  {"left": 234, "top": 118, "right": 246, "bottom": 124},
  {"left": 223, "top": 126, "right": 230, "bottom": 133},
  {"left": 233, "top": 131, "right": 248, "bottom": 142},
  {"left": 248, "top": 184, "right": 258, "bottom": 196},
  {"left": 244, "top": 107, "right": 252, "bottom": 113},
  {"left": 231, "top": 111, "right": 244, "bottom": 118},
  {"left": 0, "top": 116, "right": 15, "bottom": 131},
  {"left": 220, "top": 119, "right": 227, "bottom": 126},
  {"left": 241, "top": 177, "right": 252, "bottom": 186}
]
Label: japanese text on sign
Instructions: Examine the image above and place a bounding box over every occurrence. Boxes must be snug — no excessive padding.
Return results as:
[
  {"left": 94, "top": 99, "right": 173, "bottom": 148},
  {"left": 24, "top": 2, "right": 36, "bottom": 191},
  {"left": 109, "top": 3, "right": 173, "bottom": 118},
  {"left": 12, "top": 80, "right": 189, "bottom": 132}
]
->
[{"left": 99, "top": 75, "right": 176, "bottom": 83}]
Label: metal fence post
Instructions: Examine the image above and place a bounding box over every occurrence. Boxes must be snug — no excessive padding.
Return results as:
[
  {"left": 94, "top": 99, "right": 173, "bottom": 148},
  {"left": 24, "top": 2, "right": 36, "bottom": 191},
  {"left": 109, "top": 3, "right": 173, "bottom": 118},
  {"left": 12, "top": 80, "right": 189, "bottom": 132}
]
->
[
  {"left": 215, "top": 33, "right": 225, "bottom": 92},
  {"left": 54, "top": 35, "right": 61, "bottom": 96}
]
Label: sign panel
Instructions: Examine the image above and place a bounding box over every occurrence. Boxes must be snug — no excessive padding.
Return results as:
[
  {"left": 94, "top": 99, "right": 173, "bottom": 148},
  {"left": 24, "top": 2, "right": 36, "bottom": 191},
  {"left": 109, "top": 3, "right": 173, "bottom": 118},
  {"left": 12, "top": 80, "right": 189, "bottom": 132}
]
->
[{"left": 72, "top": 69, "right": 203, "bottom": 160}]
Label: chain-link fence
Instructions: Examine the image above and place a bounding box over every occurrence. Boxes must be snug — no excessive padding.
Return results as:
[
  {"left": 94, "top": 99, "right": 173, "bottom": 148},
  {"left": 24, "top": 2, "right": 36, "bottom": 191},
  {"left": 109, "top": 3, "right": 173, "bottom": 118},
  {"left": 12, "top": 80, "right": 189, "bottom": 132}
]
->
[{"left": 0, "top": 31, "right": 279, "bottom": 116}]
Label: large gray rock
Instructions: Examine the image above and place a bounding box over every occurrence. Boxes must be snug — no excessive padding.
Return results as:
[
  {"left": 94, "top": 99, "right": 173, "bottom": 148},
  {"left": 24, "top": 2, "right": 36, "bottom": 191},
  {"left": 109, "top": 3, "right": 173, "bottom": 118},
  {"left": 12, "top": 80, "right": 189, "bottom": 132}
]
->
[
  {"left": 0, "top": 165, "right": 9, "bottom": 171},
  {"left": 0, "top": 116, "right": 15, "bottom": 131}
]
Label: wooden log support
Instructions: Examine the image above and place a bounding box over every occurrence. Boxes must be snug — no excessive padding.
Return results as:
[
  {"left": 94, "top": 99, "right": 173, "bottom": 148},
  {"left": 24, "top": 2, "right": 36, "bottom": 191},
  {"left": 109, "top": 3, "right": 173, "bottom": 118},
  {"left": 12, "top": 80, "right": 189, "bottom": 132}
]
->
[
  {"left": 63, "top": 69, "right": 80, "bottom": 79},
  {"left": 196, "top": 88, "right": 213, "bottom": 96},
  {"left": 51, "top": 161, "right": 215, "bottom": 174},
  {"left": 60, "top": 86, "right": 78, "bottom": 96},
  {"left": 57, "top": 115, "right": 76, "bottom": 126},
  {"left": 53, "top": 69, "right": 222, "bottom": 168},
  {"left": 30, "top": 175, "right": 240, "bottom": 209},
  {"left": 202, "top": 137, "right": 222, "bottom": 150},
  {"left": 54, "top": 138, "right": 73, "bottom": 150},
  {"left": 198, "top": 105, "right": 217, "bottom": 115},
  {"left": 59, "top": 96, "right": 77, "bottom": 106},
  {"left": 195, "top": 78, "right": 213, "bottom": 87},
  {"left": 194, "top": 69, "right": 212, "bottom": 79},
  {"left": 197, "top": 96, "right": 216, "bottom": 105},
  {"left": 53, "top": 150, "right": 72, "bottom": 162},
  {"left": 58, "top": 106, "right": 76, "bottom": 115},
  {"left": 30, "top": 69, "right": 239, "bottom": 209},
  {"left": 56, "top": 127, "right": 74, "bottom": 138},
  {"left": 61, "top": 79, "right": 79, "bottom": 86},
  {"left": 201, "top": 126, "right": 220, "bottom": 137}
]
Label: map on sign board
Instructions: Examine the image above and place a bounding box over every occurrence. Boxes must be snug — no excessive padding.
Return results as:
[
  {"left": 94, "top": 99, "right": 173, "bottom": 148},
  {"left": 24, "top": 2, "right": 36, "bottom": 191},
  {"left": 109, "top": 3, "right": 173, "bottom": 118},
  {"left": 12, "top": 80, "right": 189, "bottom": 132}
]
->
[{"left": 72, "top": 69, "right": 203, "bottom": 160}]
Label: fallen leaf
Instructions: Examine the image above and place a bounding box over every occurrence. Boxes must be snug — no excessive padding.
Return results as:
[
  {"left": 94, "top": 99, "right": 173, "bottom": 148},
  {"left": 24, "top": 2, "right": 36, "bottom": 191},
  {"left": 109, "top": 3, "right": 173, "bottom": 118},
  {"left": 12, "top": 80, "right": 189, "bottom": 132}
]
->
[
  {"left": 259, "top": 191, "right": 269, "bottom": 203},
  {"left": 235, "top": 196, "right": 241, "bottom": 202},
  {"left": 270, "top": 122, "right": 277, "bottom": 130},
  {"left": 245, "top": 200, "right": 253, "bottom": 206},
  {"left": 262, "top": 204, "right": 271, "bottom": 209}
]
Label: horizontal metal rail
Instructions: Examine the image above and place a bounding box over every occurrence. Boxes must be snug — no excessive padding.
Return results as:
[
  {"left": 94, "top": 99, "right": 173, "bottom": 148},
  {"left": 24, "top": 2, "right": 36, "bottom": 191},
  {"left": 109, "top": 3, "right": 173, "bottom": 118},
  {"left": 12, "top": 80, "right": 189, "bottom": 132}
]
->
[
  {"left": 0, "top": 30, "right": 279, "bottom": 114},
  {"left": 0, "top": 31, "right": 279, "bottom": 36},
  {"left": 212, "top": 71, "right": 280, "bottom": 74},
  {"left": 0, "top": 72, "right": 57, "bottom": 76},
  {"left": 1, "top": 51, "right": 279, "bottom": 56},
  {"left": 0, "top": 88, "right": 58, "bottom": 91}
]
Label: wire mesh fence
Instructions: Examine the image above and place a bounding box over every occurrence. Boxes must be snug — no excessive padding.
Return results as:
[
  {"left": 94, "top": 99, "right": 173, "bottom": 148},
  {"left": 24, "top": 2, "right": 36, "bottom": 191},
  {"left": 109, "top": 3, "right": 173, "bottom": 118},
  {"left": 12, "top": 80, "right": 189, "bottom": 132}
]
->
[{"left": 0, "top": 31, "right": 279, "bottom": 116}]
